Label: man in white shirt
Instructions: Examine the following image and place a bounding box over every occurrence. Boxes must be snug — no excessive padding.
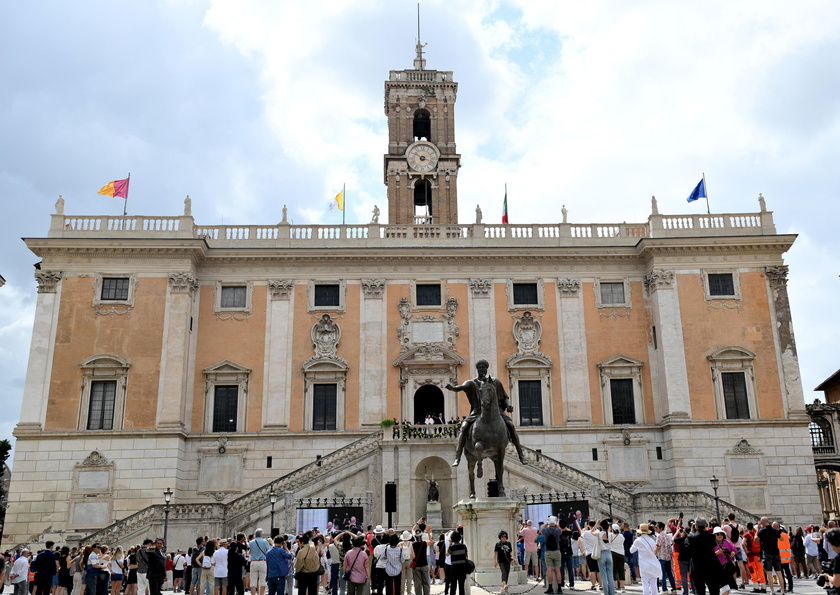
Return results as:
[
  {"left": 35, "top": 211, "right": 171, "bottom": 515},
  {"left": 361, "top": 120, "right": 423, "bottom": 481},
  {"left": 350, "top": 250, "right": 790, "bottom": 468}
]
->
[
  {"left": 213, "top": 540, "right": 230, "bottom": 595},
  {"left": 10, "top": 550, "right": 31, "bottom": 595}
]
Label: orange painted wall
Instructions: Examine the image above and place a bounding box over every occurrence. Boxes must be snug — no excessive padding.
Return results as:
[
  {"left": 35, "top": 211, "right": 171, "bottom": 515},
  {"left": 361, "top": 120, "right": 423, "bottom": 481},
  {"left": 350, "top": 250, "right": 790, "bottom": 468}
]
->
[
  {"left": 539, "top": 286, "right": 562, "bottom": 425},
  {"left": 583, "top": 282, "right": 654, "bottom": 425},
  {"left": 493, "top": 284, "right": 516, "bottom": 405},
  {"left": 678, "top": 271, "right": 783, "bottom": 419},
  {"left": 341, "top": 285, "right": 361, "bottom": 429},
  {"left": 449, "top": 282, "right": 471, "bottom": 416},
  {"left": 191, "top": 284, "right": 267, "bottom": 431},
  {"left": 47, "top": 276, "right": 166, "bottom": 430}
]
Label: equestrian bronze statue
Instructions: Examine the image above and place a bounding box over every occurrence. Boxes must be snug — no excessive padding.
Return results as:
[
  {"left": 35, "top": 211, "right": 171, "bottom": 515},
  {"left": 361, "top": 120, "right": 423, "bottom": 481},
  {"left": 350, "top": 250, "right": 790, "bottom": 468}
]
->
[{"left": 446, "top": 359, "right": 528, "bottom": 498}]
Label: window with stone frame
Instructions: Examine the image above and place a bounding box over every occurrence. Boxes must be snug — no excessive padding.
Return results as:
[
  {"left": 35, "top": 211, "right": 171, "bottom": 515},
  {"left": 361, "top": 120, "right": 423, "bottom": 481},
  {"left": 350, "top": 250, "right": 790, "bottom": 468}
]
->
[
  {"left": 314, "top": 284, "right": 341, "bottom": 307},
  {"left": 597, "top": 355, "right": 645, "bottom": 426},
  {"left": 313, "top": 383, "right": 338, "bottom": 431},
  {"left": 600, "top": 282, "right": 626, "bottom": 305},
  {"left": 203, "top": 361, "right": 250, "bottom": 433},
  {"left": 78, "top": 354, "right": 130, "bottom": 431},
  {"left": 213, "top": 281, "right": 253, "bottom": 314},
  {"left": 518, "top": 380, "right": 544, "bottom": 426},
  {"left": 707, "top": 346, "right": 757, "bottom": 421}
]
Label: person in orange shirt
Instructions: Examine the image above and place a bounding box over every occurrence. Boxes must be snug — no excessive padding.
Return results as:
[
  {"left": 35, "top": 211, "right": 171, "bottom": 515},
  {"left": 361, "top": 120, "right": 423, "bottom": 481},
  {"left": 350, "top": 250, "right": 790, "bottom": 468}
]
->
[
  {"left": 776, "top": 524, "right": 793, "bottom": 593},
  {"left": 742, "top": 523, "right": 766, "bottom": 592}
]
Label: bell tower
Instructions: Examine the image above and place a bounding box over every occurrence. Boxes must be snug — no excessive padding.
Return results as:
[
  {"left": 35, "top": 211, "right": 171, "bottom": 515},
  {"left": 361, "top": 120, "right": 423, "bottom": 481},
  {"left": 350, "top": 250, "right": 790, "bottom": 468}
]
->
[{"left": 384, "top": 41, "right": 460, "bottom": 225}]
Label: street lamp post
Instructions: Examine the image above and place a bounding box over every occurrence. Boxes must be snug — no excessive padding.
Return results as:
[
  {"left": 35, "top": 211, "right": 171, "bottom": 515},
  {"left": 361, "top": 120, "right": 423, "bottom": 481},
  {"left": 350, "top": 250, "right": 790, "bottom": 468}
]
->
[
  {"left": 829, "top": 471, "right": 837, "bottom": 519},
  {"left": 710, "top": 475, "right": 721, "bottom": 522},
  {"left": 605, "top": 484, "right": 614, "bottom": 521},
  {"left": 163, "top": 488, "right": 173, "bottom": 550},
  {"left": 269, "top": 490, "right": 278, "bottom": 535}
]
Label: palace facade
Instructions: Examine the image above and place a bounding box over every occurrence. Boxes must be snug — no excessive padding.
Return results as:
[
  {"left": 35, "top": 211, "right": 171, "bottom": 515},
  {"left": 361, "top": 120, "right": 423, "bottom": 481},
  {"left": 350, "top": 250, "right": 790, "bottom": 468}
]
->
[{"left": 3, "top": 44, "right": 820, "bottom": 549}]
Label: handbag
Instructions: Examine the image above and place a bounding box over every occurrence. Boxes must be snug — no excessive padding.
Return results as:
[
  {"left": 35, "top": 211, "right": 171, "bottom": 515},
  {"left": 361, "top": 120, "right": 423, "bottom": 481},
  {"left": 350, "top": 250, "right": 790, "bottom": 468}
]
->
[
  {"left": 343, "top": 550, "right": 362, "bottom": 582},
  {"left": 465, "top": 559, "right": 475, "bottom": 575},
  {"left": 591, "top": 533, "right": 602, "bottom": 560}
]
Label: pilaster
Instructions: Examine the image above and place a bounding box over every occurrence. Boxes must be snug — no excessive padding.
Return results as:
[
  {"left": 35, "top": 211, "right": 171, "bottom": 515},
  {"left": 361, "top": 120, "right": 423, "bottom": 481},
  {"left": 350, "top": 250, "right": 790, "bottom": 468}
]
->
[
  {"left": 156, "top": 273, "right": 198, "bottom": 429},
  {"left": 468, "top": 279, "right": 497, "bottom": 372},
  {"left": 644, "top": 270, "right": 691, "bottom": 420},
  {"left": 19, "top": 271, "right": 63, "bottom": 430},
  {"left": 264, "top": 280, "right": 295, "bottom": 428},
  {"left": 555, "top": 279, "right": 590, "bottom": 423},
  {"left": 359, "top": 279, "right": 388, "bottom": 427},
  {"left": 765, "top": 266, "right": 805, "bottom": 414}
]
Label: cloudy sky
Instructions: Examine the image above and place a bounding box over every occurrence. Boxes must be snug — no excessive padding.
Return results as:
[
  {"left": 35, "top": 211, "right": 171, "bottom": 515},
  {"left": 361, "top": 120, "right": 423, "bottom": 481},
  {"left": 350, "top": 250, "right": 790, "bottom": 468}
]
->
[{"left": 1, "top": 1, "right": 838, "bottom": 459}]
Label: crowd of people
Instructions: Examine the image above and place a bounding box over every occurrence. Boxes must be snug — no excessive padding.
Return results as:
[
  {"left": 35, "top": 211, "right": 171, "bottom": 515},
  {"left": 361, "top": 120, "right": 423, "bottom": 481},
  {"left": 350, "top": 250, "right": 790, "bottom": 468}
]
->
[
  {"left": 0, "top": 520, "right": 473, "bottom": 595},
  {"left": 4, "top": 512, "right": 840, "bottom": 595},
  {"left": 513, "top": 511, "right": 840, "bottom": 595}
]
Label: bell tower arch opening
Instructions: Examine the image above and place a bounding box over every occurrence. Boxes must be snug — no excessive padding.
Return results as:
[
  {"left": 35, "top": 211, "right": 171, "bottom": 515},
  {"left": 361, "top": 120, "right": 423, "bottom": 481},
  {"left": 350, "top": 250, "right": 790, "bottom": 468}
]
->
[
  {"left": 413, "top": 109, "right": 431, "bottom": 141},
  {"left": 413, "top": 384, "right": 444, "bottom": 424},
  {"left": 414, "top": 179, "right": 433, "bottom": 224}
]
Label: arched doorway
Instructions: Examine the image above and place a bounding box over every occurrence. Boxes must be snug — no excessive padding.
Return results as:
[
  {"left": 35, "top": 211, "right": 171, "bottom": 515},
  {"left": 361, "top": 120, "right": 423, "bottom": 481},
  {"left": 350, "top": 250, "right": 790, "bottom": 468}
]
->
[{"left": 413, "top": 385, "right": 444, "bottom": 424}]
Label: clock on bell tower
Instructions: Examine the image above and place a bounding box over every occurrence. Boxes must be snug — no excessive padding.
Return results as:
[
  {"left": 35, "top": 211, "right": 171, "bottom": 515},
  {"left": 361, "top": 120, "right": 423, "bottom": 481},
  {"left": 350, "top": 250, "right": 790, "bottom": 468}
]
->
[{"left": 384, "top": 41, "right": 460, "bottom": 225}]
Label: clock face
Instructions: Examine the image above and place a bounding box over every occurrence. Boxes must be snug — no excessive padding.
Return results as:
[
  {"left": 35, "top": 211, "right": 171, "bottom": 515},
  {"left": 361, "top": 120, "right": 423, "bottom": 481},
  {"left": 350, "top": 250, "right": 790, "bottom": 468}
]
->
[{"left": 406, "top": 143, "right": 439, "bottom": 173}]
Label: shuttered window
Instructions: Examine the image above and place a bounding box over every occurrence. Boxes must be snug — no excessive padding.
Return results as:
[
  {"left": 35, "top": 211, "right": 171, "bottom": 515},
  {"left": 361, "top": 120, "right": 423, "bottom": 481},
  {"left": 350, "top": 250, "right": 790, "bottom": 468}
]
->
[
  {"left": 518, "top": 380, "right": 543, "bottom": 426},
  {"left": 88, "top": 380, "right": 117, "bottom": 430},
  {"left": 722, "top": 372, "right": 750, "bottom": 419},
  {"left": 313, "top": 384, "right": 337, "bottom": 431}
]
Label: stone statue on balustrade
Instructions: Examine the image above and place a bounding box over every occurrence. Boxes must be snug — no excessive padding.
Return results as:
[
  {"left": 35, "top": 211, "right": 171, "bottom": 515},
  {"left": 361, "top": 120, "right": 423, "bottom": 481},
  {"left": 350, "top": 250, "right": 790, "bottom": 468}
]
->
[{"left": 446, "top": 359, "right": 528, "bottom": 498}]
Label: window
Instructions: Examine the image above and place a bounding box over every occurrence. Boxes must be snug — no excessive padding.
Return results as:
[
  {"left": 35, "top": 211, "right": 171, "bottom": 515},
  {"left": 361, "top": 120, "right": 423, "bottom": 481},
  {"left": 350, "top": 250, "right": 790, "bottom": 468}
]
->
[
  {"left": 708, "top": 273, "right": 735, "bottom": 297},
  {"left": 214, "top": 281, "right": 253, "bottom": 314},
  {"left": 203, "top": 360, "right": 250, "bottom": 433},
  {"left": 610, "top": 379, "right": 636, "bottom": 424},
  {"left": 315, "top": 284, "right": 340, "bottom": 307},
  {"left": 313, "top": 384, "right": 337, "bottom": 431},
  {"left": 518, "top": 380, "right": 543, "bottom": 426},
  {"left": 708, "top": 346, "right": 756, "bottom": 420},
  {"left": 87, "top": 381, "right": 117, "bottom": 430},
  {"left": 703, "top": 270, "right": 740, "bottom": 302},
  {"left": 810, "top": 417, "right": 834, "bottom": 452},
  {"left": 212, "top": 385, "right": 239, "bottom": 432},
  {"left": 721, "top": 372, "right": 750, "bottom": 419},
  {"left": 308, "top": 281, "right": 346, "bottom": 311},
  {"left": 100, "top": 278, "right": 129, "bottom": 301},
  {"left": 513, "top": 283, "right": 538, "bottom": 306},
  {"left": 78, "top": 354, "right": 130, "bottom": 431},
  {"left": 413, "top": 109, "right": 431, "bottom": 141},
  {"left": 600, "top": 282, "right": 625, "bottom": 305},
  {"left": 220, "top": 286, "right": 247, "bottom": 308},
  {"left": 597, "top": 355, "right": 645, "bottom": 425},
  {"left": 416, "top": 284, "right": 442, "bottom": 306}
]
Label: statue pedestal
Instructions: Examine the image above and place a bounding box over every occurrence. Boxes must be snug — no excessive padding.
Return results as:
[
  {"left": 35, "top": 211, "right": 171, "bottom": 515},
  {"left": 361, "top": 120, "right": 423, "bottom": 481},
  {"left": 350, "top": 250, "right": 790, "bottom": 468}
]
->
[
  {"left": 425, "top": 501, "right": 442, "bottom": 528},
  {"left": 453, "top": 497, "right": 527, "bottom": 587}
]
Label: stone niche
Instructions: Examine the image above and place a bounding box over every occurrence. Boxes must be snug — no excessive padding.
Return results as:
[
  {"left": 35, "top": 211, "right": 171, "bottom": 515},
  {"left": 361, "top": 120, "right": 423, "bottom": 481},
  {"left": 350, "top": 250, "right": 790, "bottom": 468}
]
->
[
  {"left": 604, "top": 430, "right": 651, "bottom": 483},
  {"left": 724, "top": 439, "right": 768, "bottom": 513}
]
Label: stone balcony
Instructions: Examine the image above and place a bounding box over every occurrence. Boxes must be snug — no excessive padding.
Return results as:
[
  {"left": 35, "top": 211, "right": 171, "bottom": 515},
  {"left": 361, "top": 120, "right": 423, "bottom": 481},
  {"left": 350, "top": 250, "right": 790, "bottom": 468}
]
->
[{"left": 47, "top": 210, "right": 778, "bottom": 249}]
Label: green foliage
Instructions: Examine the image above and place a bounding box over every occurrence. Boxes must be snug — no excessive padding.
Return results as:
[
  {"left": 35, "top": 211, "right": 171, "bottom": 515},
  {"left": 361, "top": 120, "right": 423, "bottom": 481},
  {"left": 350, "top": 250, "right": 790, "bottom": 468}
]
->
[{"left": 379, "top": 419, "right": 396, "bottom": 428}]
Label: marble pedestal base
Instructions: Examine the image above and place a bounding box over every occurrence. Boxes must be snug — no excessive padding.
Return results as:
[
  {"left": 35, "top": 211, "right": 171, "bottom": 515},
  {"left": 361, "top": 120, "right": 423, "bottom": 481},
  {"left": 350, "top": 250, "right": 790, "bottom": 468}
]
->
[
  {"left": 425, "top": 501, "right": 442, "bottom": 528},
  {"left": 453, "top": 497, "right": 528, "bottom": 587}
]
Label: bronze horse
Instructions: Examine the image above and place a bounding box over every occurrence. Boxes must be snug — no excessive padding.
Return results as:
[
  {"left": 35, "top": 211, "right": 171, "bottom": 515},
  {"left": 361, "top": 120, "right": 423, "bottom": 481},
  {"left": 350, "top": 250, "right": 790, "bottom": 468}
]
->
[{"left": 463, "top": 379, "right": 510, "bottom": 498}]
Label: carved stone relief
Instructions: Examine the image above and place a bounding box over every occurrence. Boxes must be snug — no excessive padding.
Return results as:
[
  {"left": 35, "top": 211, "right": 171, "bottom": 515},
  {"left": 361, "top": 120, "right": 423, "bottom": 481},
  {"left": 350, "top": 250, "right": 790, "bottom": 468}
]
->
[
  {"left": 765, "top": 266, "right": 789, "bottom": 288},
  {"left": 35, "top": 270, "right": 62, "bottom": 293},
  {"left": 361, "top": 279, "right": 385, "bottom": 298},
  {"left": 469, "top": 279, "right": 492, "bottom": 297},
  {"left": 312, "top": 314, "right": 340, "bottom": 358},
  {"left": 644, "top": 269, "right": 674, "bottom": 292},
  {"left": 513, "top": 311, "right": 541, "bottom": 354},
  {"left": 268, "top": 279, "right": 294, "bottom": 300},
  {"left": 169, "top": 272, "right": 198, "bottom": 295},
  {"left": 556, "top": 278, "right": 581, "bottom": 296}
]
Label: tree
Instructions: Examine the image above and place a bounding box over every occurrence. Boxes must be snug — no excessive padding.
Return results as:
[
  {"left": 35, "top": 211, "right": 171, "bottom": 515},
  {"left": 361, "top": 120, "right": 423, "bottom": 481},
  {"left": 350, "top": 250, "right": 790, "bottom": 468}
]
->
[{"left": 0, "top": 438, "right": 12, "bottom": 544}]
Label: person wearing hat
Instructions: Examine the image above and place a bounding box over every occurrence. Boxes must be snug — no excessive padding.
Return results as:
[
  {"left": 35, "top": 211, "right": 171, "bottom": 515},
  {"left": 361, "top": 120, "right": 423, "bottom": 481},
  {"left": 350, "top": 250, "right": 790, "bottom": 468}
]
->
[
  {"left": 713, "top": 527, "right": 738, "bottom": 593},
  {"left": 629, "top": 524, "right": 659, "bottom": 595},
  {"left": 409, "top": 523, "right": 434, "bottom": 595},
  {"left": 542, "top": 516, "right": 563, "bottom": 594},
  {"left": 398, "top": 531, "right": 414, "bottom": 595},
  {"left": 370, "top": 528, "right": 389, "bottom": 595}
]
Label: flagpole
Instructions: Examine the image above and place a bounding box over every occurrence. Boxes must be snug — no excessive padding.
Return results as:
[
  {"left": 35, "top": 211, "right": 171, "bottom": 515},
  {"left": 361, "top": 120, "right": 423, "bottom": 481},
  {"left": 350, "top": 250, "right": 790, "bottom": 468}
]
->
[
  {"left": 342, "top": 183, "right": 346, "bottom": 225},
  {"left": 702, "top": 172, "right": 710, "bottom": 215},
  {"left": 123, "top": 172, "right": 130, "bottom": 217}
]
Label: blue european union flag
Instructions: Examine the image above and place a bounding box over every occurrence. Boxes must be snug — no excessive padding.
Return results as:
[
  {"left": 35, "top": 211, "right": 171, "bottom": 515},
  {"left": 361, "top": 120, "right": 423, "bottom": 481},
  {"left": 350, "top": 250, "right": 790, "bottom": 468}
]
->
[{"left": 687, "top": 178, "right": 706, "bottom": 203}]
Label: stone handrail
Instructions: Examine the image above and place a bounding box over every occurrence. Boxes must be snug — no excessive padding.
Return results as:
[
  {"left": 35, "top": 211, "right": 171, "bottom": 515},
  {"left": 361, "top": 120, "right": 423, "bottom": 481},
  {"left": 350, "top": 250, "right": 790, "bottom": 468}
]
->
[
  {"left": 633, "top": 491, "right": 760, "bottom": 524},
  {"left": 223, "top": 432, "right": 382, "bottom": 526},
  {"left": 46, "top": 211, "right": 778, "bottom": 246},
  {"left": 81, "top": 502, "right": 226, "bottom": 546}
]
